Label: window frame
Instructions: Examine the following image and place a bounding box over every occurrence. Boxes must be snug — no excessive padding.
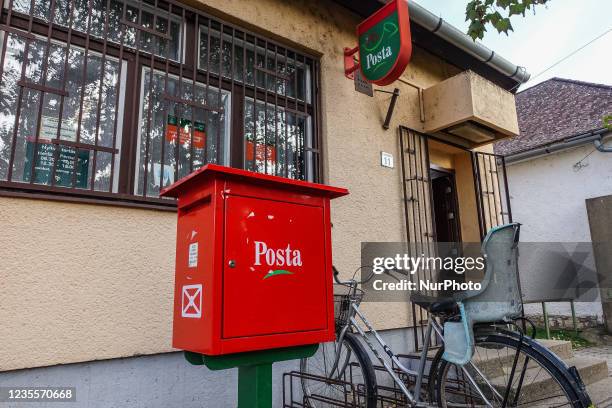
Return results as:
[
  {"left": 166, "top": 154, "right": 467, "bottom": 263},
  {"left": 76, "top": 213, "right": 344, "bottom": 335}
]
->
[
  {"left": 0, "top": 22, "right": 129, "bottom": 194},
  {"left": 134, "top": 65, "right": 232, "bottom": 196},
  {"left": 0, "top": 0, "right": 322, "bottom": 209},
  {"left": 243, "top": 96, "right": 314, "bottom": 182}
]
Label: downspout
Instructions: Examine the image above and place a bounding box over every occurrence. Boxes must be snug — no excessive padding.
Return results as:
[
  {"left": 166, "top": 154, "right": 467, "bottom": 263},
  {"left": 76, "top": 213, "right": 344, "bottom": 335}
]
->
[
  {"left": 393, "top": 0, "right": 530, "bottom": 85},
  {"left": 594, "top": 135, "right": 612, "bottom": 152}
]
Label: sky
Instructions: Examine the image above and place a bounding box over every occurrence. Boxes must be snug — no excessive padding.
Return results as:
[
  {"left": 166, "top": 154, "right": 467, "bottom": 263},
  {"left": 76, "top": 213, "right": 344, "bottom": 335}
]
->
[{"left": 412, "top": 0, "right": 612, "bottom": 91}]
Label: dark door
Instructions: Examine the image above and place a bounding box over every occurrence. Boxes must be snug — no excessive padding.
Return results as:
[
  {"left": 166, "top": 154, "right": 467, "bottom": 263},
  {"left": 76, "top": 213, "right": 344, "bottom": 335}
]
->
[{"left": 430, "top": 168, "right": 461, "bottom": 243}]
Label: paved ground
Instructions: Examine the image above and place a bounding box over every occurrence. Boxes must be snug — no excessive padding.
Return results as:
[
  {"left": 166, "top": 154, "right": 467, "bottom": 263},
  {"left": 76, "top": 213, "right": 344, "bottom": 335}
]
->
[
  {"left": 587, "top": 376, "right": 612, "bottom": 407},
  {"left": 576, "top": 346, "right": 612, "bottom": 407},
  {"left": 575, "top": 346, "right": 612, "bottom": 375}
]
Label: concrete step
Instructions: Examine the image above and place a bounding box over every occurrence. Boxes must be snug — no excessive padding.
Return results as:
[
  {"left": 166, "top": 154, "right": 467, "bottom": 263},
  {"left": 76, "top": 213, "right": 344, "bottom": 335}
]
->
[
  {"left": 409, "top": 339, "right": 571, "bottom": 359},
  {"left": 489, "top": 356, "right": 608, "bottom": 399},
  {"left": 570, "top": 356, "right": 610, "bottom": 386},
  {"left": 403, "top": 339, "right": 575, "bottom": 379},
  {"left": 536, "top": 339, "right": 574, "bottom": 360},
  {"left": 529, "top": 367, "right": 612, "bottom": 408},
  {"left": 585, "top": 375, "right": 612, "bottom": 408},
  {"left": 469, "top": 339, "right": 574, "bottom": 378}
]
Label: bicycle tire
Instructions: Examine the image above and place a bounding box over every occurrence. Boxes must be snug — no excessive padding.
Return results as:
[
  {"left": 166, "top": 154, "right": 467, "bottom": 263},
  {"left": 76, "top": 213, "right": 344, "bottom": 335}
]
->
[
  {"left": 435, "top": 332, "right": 588, "bottom": 407},
  {"left": 427, "top": 345, "right": 445, "bottom": 404},
  {"left": 300, "top": 332, "right": 378, "bottom": 408}
]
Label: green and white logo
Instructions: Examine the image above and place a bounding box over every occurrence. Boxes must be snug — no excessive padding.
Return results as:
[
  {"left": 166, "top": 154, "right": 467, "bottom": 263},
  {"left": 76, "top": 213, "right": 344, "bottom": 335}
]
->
[{"left": 359, "top": 11, "right": 401, "bottom": 82}]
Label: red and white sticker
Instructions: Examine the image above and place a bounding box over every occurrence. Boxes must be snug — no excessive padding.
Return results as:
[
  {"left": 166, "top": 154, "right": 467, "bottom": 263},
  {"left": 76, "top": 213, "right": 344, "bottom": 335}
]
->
[
  {"left": 188, "top": 242, "right": 198, "bottom": 268},
  {"left": 181, "top": 284, "right": 202, "bottom": 318}
]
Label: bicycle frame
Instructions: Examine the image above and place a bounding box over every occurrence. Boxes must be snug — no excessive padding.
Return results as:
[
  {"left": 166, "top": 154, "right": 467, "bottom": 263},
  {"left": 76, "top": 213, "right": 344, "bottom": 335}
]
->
[{"left": 332, "top": 279, "right": 498, "bottom": 407}]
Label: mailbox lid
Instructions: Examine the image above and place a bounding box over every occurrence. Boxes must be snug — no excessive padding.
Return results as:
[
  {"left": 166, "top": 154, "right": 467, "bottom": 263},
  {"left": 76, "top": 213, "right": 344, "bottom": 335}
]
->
[
  {"left": 222, "top": 194, "right": 329, "bottom": 339},
  {"left": 160, "top": 164, "right": 349, "bottom": 201}
]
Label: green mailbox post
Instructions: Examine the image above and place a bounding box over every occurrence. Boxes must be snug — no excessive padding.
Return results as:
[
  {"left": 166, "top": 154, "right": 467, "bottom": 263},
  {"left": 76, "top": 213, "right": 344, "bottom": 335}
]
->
[{"left": 185, "top": 345, "right": 317, "bottom": 408}]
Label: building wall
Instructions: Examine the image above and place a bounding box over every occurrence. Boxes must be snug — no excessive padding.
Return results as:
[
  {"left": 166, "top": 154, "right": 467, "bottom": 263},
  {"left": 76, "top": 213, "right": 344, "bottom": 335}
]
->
[
  {"left": 586, "top": 194, "right": 612, "bottom": 331},
  {"left": 506, "top": 143, "right": 612, "bottom": 317},
  {"left": 454, "top": 152, "right": 481, "bottom": 243},
  {"left": 0, "top": 327, "right": 415, "bottom": 408},
  {"left": 0, "top": 197, "right": 177, "bottom": 371},
  {"left": 0, "top": 0, "right": 464, "bottom": 372},
  {"left": 507, "top": 144, "right": 612, "bottom": 242}
]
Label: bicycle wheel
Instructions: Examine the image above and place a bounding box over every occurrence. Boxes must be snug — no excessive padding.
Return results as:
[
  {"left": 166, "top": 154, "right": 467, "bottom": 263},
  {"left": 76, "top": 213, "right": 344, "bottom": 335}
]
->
[
  {"left": 436, "top": 333, "right": 585, "bottom": 407},
  {"left": 300, "top": 332, "right": 377, "bottom": 408}
]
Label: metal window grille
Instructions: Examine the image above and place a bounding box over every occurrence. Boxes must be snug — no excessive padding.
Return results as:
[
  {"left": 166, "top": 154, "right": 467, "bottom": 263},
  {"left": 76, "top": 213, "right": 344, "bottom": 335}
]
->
[
  {"left": 0, "top": 0, "right": 320, "bottom": 201},
  {"left": 399, "top": 126, "right": 440, "bottom": 351},
  {"left": 399, "top": 127, "right": 514, "bottom": 351},
  {"left": 472, "top": 151, "right": 512, "bottom": 238}
]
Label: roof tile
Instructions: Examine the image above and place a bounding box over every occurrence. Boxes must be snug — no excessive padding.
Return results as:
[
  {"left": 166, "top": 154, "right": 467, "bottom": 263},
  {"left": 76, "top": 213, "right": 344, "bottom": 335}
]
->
[{"left": 494, "top": 78, "right": 612, "bottom": 155}]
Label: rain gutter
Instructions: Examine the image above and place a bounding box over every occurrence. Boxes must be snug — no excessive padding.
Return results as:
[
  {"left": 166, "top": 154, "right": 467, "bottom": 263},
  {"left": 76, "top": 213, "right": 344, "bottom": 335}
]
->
[
  {"left": 505, "top": 128, "right": 612, "bottom": 164},
  {"left": 392, "top": 0, "right": 531, "bottom": 85}
]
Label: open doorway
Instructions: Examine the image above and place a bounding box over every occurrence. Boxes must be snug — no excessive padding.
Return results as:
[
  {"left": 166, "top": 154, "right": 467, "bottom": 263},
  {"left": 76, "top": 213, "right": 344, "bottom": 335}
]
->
[
  {"left": 430, "top": 166, "right": 463, "bottom": 290},
  {"left": 430, "top": 167, "right": 461, "bottom": 242}
]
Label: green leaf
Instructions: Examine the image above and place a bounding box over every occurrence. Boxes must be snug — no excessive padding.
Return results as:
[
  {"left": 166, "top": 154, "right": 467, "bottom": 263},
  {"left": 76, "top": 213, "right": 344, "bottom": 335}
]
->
[
  {"left": 465, "top": 0, "right": 552, "bottom": 38},
  {"left": 604, "top": 114, "right": 612, "bottom": 130},
  {"left": 509, "top": 3, "right": 526, "bottom": 16},
  {"left": 466, "top": 0, "right": 477, "bottom": 13},
  {"left": 489, "top": 11, "right": 503, "bottom": 25},
  {"left": 263, "top": 269, "right": 294, "bottom": 279},
  {"left": 494, "top": 18, "right": 513, "bottom": 34},
  {"left": 466, "top": 7, "right": 478, "bottom": 21},
  {"left": 468, "top": 20, "right": 487, "bottom": 40}
]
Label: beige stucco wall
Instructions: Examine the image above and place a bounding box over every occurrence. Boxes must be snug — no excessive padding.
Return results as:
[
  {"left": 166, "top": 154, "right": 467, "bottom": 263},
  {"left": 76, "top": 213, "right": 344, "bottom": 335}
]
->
[
  {"left": 0, "top": 0, "right": 509, "bottom": 371},
  {"left": 0, "top": 197, "right": 177, "bottom": 371},
  {"left": 454, "top": 152, "right": 481, "bottom": 242}
]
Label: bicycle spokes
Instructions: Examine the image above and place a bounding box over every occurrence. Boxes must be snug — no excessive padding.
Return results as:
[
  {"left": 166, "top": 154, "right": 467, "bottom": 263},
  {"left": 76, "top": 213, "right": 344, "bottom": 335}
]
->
[{"left": 438, "top": 340, "right": 576, "bottom": 407}]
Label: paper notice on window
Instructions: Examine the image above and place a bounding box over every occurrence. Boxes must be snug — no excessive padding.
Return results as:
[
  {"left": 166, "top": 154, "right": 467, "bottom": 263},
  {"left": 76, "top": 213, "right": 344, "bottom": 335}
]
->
[
  {"left": 152, "top": 163, "right": 175, "bottom": 188},
  {"left": 40, "top": 116, "right": 77, "bottom": 142},
  {"left": 188, "top": 242, "right": 198, "bottom": 268}
]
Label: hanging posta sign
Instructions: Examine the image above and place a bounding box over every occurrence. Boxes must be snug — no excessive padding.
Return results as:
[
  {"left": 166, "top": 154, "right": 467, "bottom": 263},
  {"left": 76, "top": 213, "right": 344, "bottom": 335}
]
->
[{"left": 357, "top": 0, "right": 412, "bottom": 85}]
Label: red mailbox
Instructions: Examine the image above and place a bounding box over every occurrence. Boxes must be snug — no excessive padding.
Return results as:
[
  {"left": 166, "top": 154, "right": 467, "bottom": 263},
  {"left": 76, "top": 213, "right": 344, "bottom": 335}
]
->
[{"left": 161, "top": 164, "right": 348, "bottom": 355}]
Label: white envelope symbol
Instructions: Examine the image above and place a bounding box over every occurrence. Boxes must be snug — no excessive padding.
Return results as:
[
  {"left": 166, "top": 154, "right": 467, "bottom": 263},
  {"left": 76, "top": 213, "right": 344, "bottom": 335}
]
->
[{"left": 181, "top": 284, "right": 202, "bottom": 318}]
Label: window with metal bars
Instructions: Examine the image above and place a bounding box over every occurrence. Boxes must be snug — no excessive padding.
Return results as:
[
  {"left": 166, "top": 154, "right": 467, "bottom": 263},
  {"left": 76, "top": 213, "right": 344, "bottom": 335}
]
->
[{"left": 0, "top": 0, "right": 320, "bottom": 203}]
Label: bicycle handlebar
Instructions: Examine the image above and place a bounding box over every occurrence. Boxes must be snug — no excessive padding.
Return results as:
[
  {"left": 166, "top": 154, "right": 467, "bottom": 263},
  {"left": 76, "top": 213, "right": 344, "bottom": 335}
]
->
[
  {"left": 332, "top": 265, "right": 376, "bottom": 285},
  {"left": 332, "top": 265, "right": 342, "bottom": 284},
  {"left": 332, "top": 265, "right": 415, "bottom": 287}
]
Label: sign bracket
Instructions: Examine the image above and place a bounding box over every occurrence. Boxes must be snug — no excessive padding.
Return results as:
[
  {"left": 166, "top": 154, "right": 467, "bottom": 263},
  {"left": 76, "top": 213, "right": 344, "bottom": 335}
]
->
[
  {"left": 343, "top": 46, "right": 360, "bottom": 80},
  {"left": 376, "top": 88, "right": 401, "bottom": 129}
]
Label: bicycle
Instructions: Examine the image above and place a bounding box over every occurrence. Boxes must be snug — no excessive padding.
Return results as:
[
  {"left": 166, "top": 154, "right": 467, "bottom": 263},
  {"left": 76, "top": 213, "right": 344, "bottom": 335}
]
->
[{"left": 300, "top": 223, "right": 594, "bottom": 407}]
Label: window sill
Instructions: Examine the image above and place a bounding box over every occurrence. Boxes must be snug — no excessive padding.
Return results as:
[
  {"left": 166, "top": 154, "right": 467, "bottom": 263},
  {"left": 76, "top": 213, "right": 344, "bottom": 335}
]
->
[{"left": 0, "top": 183, "right": 177, "bottom": 212}]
